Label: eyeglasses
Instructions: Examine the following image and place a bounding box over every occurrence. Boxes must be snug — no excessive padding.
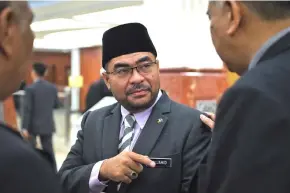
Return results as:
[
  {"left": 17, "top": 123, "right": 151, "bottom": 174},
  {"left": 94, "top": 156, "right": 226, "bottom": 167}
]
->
[{"left": 106, "top": 61, "right": 157, "bottom": 78}]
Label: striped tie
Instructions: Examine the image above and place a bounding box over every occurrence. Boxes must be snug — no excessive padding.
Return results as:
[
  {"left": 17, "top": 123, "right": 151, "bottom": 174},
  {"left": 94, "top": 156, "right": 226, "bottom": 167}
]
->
[
  {"left": 117, "top": 114, "right": 136, "bottom": 191},
  {"left": 119, "top": 114, "right": 136, "bottom": 152}
]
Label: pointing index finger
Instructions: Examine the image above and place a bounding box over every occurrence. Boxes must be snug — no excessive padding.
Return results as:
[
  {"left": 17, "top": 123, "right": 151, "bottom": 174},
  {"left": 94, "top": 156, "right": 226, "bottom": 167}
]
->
[{"left": 128, "top": 152, "right": 156, "bottom": 167}]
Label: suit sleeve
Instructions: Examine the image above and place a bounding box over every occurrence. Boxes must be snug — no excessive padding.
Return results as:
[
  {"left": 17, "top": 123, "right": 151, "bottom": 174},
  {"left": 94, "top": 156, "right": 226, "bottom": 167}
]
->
[
  {"left": 58, "top": 111, "right": 96, "bottom": 193},
  {"left": 181, "top": 116, "right": 212, "bottom": 193},
  {"left": 22, "top": 87, "right": 33, "bottom": 131},
  {"left": 207, "top": 86, "right": 290, "bottom": 193}
]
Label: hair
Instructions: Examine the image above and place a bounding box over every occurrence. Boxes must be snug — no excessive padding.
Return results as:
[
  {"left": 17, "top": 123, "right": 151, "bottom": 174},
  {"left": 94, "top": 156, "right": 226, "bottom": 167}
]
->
[
  {"left": 211, "top": 1, "right": 290, "bottom": 21},
  {"left": 33, "top": 63, "right": 47, "bottom": 77},
  {"left": 242, "top": 1, "right": 290, "bottom": 20}
]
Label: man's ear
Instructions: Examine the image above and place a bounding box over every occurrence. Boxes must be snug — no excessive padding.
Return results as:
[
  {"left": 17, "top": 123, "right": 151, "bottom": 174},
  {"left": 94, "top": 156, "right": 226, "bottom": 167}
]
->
[
  {"left": 0, "top": 7, "right": 15, "bottom": 58},
  {"left": 226, "top": 1, "right": 242, "bottom": 36},
  {"left": 102, "top": 72, "right": 111, "bottom": 90}
]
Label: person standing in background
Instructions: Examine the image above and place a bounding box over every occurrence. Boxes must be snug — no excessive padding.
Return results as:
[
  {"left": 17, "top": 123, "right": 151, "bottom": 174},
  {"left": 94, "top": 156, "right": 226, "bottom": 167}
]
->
[
  {"left": 22, "top": 62, "right": 60, "bottom": 171},
  {"left": 0, "top": 1, "right": 62, "bottom": 193},
  {"left": 85, "top": 76, "right": 113, "bottom": 112},
  {"left": 13, "top": 80, "right": 26, "bottom": 115}
]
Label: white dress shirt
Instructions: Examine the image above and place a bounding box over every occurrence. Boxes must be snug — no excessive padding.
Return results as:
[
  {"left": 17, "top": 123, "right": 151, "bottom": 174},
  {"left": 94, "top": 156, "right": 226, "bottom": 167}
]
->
[{"left": 89, "top": 90, "right": 162, "bottom": 193}]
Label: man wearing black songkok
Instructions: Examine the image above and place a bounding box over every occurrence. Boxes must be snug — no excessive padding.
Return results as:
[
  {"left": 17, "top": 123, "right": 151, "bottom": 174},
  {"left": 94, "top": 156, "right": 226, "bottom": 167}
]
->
[{"left": 59, "top": 23, "right": 211, "bottom": 193}]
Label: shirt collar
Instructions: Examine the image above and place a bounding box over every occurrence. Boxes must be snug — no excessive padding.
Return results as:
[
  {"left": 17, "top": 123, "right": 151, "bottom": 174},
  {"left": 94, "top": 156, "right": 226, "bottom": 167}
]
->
[
  {"left": 121, "top": 90, "right": 162, "bottom": 129},
  {"left": 34, "top": 78, "right": 41, "bottom": 83},
  {"left": 248, "top": 27, "right": 290, "bottom": 70}
]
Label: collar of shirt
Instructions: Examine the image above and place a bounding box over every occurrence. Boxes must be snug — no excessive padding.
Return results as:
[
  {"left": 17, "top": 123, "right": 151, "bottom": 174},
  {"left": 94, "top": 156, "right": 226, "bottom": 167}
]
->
[
  {"left": 248, "top": 27, "right": 290, "bottom": 70},
  {"left": 34, "top": 78, "right": 41, "bottom": 83},
  {"left": 120, "top": 90, "right": 162, "bottom": 129}
]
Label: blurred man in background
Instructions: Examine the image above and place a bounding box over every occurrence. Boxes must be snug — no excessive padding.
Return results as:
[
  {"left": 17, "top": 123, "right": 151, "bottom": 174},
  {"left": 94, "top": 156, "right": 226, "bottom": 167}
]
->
[
  {"left": 85, "top": 76, "right": 113, "bottom": 112},
  {"left": 0, "top": 1, "right": 61, "bottom": 193},
  {"left": 22, "top": 62, "right": 59, "bottom": 171},
  {"left": 201, "top": 1, "right": 290, "bottom": 193}
]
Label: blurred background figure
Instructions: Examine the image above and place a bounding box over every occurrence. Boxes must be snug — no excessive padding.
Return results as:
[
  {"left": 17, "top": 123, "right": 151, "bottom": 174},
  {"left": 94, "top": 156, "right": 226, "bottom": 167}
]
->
[
  {"left": 85, "top": 73, "right": 113, "bottom": 112},
  {"left": 22, "top": 62, "right": 60, "bottom": 171},
  {"left": 13, "top": 80, "right": 26, "bottom": 115}
]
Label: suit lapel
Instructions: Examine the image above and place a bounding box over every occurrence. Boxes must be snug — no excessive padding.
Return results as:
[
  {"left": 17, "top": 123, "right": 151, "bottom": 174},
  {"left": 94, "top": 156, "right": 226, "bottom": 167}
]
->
[
  {"left": 132, "top": 92, "right": 171, "bottom": 156},
  {"left": 102, "top": 104, "right": 122, "bottom": 159}
]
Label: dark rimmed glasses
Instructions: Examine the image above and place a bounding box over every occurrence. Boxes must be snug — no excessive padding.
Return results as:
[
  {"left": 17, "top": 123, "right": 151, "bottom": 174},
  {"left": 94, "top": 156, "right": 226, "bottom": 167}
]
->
[{"left": 106, "top": 61, "right": 157, "bottom": 78}]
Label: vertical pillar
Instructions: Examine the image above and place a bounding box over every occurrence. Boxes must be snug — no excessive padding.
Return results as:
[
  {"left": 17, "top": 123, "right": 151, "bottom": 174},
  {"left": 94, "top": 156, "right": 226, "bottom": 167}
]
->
[{"left": 70, "top": 48, "right": 80, "bottom": 112}]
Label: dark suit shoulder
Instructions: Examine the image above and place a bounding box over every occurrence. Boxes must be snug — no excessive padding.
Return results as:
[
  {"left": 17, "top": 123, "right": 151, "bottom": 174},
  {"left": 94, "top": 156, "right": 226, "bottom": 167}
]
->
[
  {"left": 25, "top": 82, "right": 39, "bottom": 92},
  {"left": 0, "top": 125, "right": 62, "bottom": 193},
  {"left": 81, "top": 103, "right": 118, "bottom": 127},
  {"left": 88, "top": 102, "right": 118, "bottom": 116},
  {"left": 170, "top": 99, "right": 202, "bottom": 117},
  {"left": 0, "top": 125, "right": 50, "bottom": 168},
  {"left": 168, "top": 99, "right": 212, "bottom": 138},
  {"left": 44, "top": 80, "right": 57, "bottom": 88},
  {"left": 24, "top": 84, "right": 34, "bottom": 91},
  {"left": 228, "top": 65, "right": 287, "bottom": 107}
]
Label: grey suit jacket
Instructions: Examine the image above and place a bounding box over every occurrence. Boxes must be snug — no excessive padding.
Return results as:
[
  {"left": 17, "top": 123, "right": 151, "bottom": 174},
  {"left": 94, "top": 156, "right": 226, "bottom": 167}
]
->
[
  {"left": 58, "top": 92, "right": 211, "bottom": 193},
  {"left": 22, "top": 79, "right": 59, "bottom": 135}
]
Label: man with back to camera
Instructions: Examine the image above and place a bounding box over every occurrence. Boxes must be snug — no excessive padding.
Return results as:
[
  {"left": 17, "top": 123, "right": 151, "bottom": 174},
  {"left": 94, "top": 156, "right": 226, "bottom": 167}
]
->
[
  {"left": 0, "top": 1, "right": 62, "bottom": 193},
  {"left": 22, "top": 62, "right": 59, "bottom": 171},
  {"left": 58, "top": 23, "right": 212, "bottom": 193},
  {"left": 85, "top": 76, "right": 113, "bottom": 112},
  {"left": 197, "top": 1, "right": 290, "bottom": 193}
]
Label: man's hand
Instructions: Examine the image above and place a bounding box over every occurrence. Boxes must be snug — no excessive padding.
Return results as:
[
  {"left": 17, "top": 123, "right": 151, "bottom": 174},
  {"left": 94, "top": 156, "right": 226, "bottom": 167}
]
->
[
  {"left": 21, "top": 129, "right": 30, "bottom": 140},
  {"left": 99, "top": 151, "right": 156, "bottom": 184},
  {"left": 200, "top": 112, "right": 215, "bottom": 130}
]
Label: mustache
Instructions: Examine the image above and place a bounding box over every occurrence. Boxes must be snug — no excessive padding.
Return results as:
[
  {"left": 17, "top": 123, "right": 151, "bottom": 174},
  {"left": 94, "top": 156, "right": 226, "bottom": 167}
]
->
[{"left": 126, "top": 84, "right": 151, "bottom": 95}]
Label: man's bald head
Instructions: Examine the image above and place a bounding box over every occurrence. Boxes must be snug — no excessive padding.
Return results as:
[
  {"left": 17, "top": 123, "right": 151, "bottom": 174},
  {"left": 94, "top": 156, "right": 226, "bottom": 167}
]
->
[
  {"left": 207, "top": 1, "right": 290, "bottom": 75},
  {"left": 243, "top": 1, "right": 290, "bottom": 21},
  {"left": 210, "top": 1, "right": 290, "bottom": 20}
]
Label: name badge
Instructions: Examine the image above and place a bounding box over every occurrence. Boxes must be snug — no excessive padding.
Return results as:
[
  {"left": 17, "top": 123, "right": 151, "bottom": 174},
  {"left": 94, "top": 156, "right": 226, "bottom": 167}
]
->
[{"left": 148, "top": 157, "right": 172, "bottom": 168}]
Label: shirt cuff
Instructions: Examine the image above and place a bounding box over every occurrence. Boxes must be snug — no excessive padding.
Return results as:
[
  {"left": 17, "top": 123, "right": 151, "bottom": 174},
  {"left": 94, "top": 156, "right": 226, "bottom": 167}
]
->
[{"left": 89, "top": 160, "right": 109, "bottom": 192}]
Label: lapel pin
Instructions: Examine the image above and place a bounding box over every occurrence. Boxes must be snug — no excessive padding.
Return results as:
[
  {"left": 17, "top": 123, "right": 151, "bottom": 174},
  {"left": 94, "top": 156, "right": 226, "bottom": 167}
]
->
[{"left": 157, "top": 118, "right": 163, "bottom": 124}]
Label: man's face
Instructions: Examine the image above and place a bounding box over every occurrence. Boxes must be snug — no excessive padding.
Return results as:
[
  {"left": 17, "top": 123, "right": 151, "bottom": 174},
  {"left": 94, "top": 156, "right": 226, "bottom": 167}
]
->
[
  {"left": 207, "top": 1, "right": 247, "bottom": 74},
  {"left": 0, "top": 1, "right": 34, "bottom": 99},
  {"left": 103, "top": 52, "right": 160, "bottom": 112}
]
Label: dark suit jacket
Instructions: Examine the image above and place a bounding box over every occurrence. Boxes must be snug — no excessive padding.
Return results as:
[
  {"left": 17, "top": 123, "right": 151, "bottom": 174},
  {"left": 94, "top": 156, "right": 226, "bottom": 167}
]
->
[
  {"left": 85, "top": 78, "right": 113, "bottom": 112},
  {"left": 203, "top": 31, "right": 290, "bottom": 193},
  {"left": 22, "top": 79, "right": 59, "bottom": 135},
  {"left": 58, "top": 92, "right": 211, "bottom": 193},
  {"left": 0, "top": 122, "right": 62, "bottom": 193}
]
